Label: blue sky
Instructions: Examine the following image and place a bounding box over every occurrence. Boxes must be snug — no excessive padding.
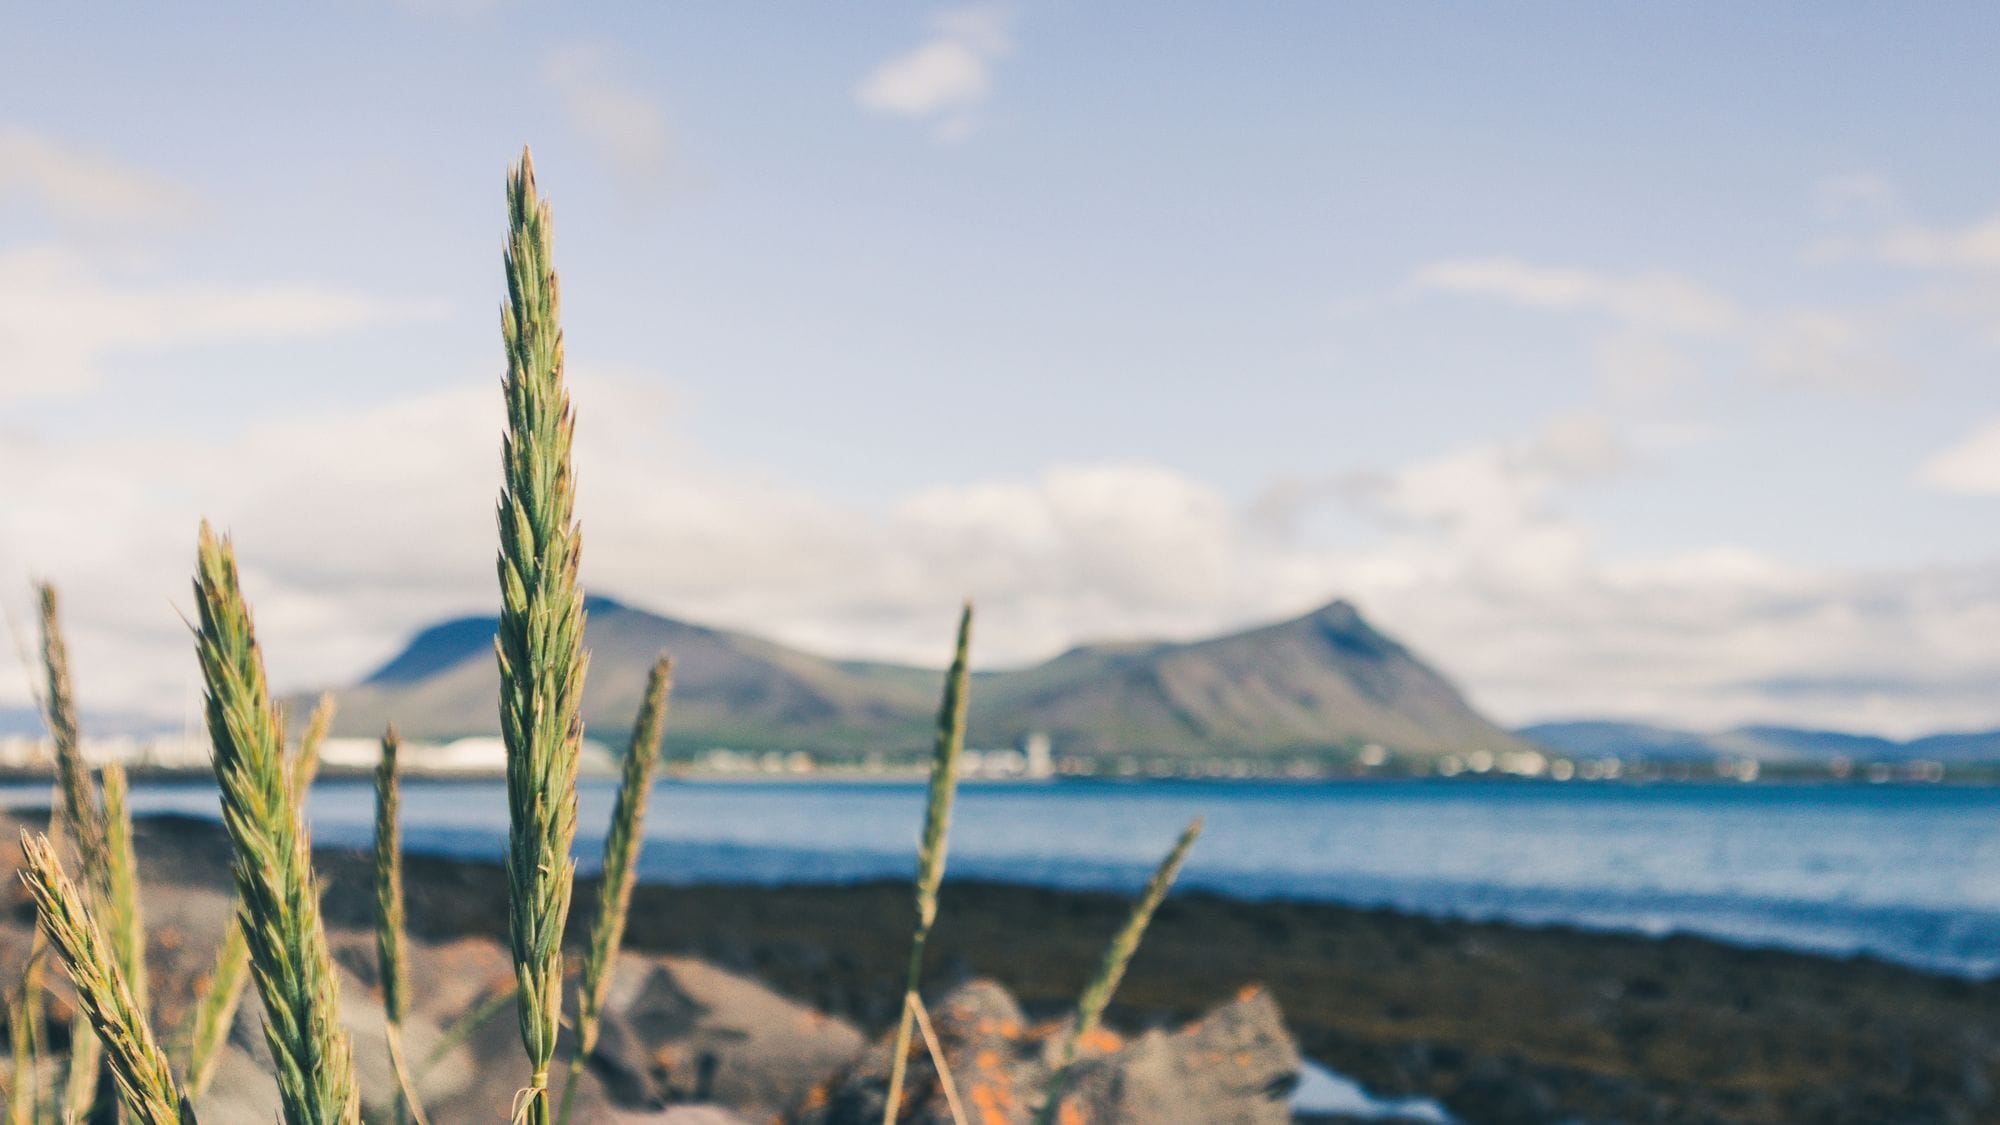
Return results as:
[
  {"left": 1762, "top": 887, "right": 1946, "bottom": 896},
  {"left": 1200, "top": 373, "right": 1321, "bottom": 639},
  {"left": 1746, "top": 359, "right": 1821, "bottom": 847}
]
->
[{"left": 6, "top": 3, "right": 2000, "bottom": 734}]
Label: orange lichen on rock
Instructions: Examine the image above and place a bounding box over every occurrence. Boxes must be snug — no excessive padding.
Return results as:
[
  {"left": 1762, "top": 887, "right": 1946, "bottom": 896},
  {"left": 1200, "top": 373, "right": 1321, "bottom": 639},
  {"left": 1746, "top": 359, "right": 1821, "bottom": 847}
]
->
[
  {"left": 969, "top": 1080, "right": 1014, "bottom": 1125},
  {"left": 1078, "top": 1026, "right": 1123, "bottom": 1055}
]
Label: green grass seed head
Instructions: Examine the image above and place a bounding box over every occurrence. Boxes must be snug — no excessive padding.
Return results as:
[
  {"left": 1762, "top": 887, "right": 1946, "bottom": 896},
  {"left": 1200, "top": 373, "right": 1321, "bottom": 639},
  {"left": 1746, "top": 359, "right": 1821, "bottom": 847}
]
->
[
  {"left": 496, "top": 146, "right": 589, "bottom": 1123},
  {"left": 18, "top": 831, "right": 190, "bottom": 1125},
  {"left": 193, "top": 522, "right": 360, "bottom": 1125}
]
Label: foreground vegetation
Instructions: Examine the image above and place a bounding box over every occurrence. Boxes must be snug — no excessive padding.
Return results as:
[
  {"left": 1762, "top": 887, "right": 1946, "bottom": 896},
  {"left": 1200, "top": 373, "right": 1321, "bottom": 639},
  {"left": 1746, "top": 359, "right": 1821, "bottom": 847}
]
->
[{"left": 2, "top": 150, "right": 1197, "bottom": 1125}]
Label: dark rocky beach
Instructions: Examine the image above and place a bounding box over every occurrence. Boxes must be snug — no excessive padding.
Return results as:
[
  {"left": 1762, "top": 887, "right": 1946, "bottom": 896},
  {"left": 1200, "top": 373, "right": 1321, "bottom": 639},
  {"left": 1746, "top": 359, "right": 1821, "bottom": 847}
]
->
[{"left": 6, "top": 812, "right": 2000, "bottom": 1123}]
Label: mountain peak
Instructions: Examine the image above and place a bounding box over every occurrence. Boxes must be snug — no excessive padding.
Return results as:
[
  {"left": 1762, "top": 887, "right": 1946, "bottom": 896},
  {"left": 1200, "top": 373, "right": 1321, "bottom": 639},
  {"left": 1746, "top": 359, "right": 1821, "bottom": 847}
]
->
[{"left": 1305, "top": 597, "right": 1364, "bottom": 627}]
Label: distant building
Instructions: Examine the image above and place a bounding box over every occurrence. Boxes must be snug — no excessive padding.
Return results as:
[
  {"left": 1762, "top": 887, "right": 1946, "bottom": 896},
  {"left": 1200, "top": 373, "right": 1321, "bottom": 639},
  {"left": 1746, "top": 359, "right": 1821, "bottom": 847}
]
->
[{"left": 1022, "top": 731, "right": 1052, "bottom": 779}]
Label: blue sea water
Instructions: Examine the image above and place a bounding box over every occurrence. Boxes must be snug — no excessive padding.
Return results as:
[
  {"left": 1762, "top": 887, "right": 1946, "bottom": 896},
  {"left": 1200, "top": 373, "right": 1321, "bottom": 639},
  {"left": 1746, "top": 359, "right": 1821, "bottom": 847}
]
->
[{"left": 9, "top": 777, "right": 2000, "bottom": 977}]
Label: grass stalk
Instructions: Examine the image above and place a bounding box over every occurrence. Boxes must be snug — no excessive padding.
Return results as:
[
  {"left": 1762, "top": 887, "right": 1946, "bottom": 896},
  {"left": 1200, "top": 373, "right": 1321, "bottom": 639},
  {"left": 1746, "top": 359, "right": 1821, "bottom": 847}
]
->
[
  {"left": 906, "top": 992, "right": 967, "bottom": 1125},
  {"left": 7, "top": 945, "right": 44, "bottom": 1125},
  {"left": 186, "top": 694, "right": 333, "bottom": 1098},
  {"left": 9, "top": 793, "right": 64, "bottom": 1125},
  {"left": 17, "top": 832, "right": 191, "bottom": 1125},
  {"left": 182, "top": 924, "right": 248, "bottom": 1103},
  {"left": 881, "top": 604, "right": 972, "bottom": 1125},
  {"left": 37, "top": 586, "right": 106, "bottom": 879},
  {"left": 96, "top": 764, "right": 147, "bottom": 1015},
  {"left": 495, "top": 147, "right": 590, "bottom": 1125},
  {"left": 62, "top": 1022, "right": 104, "bottom": 1125},
  {"left": 416, "top": 987, "right": 517, "bottom": 1080},
  {"left": 192, "top": 523, "right": 358, "bottom": 1125},
  {"left": 290, "top": 695, "right": 335, "bottom": 805},
  {"left": 1033, "top": 818, "right": 1203, "bottom": 1125},
  {"left": 39, "top": 584, "right": 119, "bottom": 1124},
  {"left": 373, "top": 729, "right": 428, "bottom": 1125},
  {"left": 555, "top": 655, "right": 672, "bottom": 1125}
]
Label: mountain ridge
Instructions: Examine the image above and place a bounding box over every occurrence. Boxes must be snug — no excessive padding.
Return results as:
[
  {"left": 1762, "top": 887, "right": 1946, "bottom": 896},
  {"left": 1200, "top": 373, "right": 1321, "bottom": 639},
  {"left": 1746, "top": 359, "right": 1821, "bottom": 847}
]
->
[
  {"left": 1520, "top": 719, "right": 2000, "bottom": 764},
  {"left": 318, "top": 596, "right": 1531, "bottom": 762}
]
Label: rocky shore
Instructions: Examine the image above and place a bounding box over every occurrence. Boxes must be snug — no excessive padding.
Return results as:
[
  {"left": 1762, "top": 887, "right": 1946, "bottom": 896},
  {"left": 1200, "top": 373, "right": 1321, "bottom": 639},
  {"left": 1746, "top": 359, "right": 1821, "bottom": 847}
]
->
[{"left": 6, "top": 812, "right": 2000, "bottom": 1123}]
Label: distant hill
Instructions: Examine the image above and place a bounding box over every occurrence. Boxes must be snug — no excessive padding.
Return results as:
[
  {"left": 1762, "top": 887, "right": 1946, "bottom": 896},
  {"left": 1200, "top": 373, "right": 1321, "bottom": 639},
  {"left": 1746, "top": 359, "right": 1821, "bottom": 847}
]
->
[
  {"left": 1521, "top": 720, "right": 2000, "bottom": 764},
  {"left": 318, "top": 596, "right": 1529, "bottom": 762},
  {"left": 0, "top": 706, "right": 174, "bottom": 739}
]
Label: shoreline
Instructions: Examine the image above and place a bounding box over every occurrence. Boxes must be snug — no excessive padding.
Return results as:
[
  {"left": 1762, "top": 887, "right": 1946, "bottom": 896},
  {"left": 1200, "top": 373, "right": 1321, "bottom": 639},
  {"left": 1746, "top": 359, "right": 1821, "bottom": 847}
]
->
[{"left": 88, "top": 811, "right": 2000, "bottom": 1123}]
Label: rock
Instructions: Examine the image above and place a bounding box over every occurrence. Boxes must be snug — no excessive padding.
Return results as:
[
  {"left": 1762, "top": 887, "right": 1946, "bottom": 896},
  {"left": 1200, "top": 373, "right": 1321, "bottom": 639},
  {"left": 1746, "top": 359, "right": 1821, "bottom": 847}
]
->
[
  {"left": 797, "top": 979, "right": 1300, "bottom": 1125},
  {"left": 584, "top": 953, "right": 866, "bottom": 1120},
  {"left": 1059, "top": 985, "right": 1299, "bottom": 1125}
]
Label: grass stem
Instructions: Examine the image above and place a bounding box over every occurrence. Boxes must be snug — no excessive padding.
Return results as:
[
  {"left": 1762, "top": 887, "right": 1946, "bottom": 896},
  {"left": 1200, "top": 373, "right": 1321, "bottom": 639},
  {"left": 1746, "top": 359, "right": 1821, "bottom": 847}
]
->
[
  {"left": 555, "top": 655, "right": 672, "bottom": 1125},
  {"left": 1034, "top": 818, "right": 1202, "bottom": 1125},
  {"left": 882, "top": 604, "right": 972, "bottom": 1125}
]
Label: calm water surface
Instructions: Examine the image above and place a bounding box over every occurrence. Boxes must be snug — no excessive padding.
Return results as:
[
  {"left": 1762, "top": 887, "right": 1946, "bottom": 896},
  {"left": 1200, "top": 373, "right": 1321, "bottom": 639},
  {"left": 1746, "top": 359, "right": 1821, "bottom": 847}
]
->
[{"left": 9, "top": 778, "right": 2000, "bottom": 976}]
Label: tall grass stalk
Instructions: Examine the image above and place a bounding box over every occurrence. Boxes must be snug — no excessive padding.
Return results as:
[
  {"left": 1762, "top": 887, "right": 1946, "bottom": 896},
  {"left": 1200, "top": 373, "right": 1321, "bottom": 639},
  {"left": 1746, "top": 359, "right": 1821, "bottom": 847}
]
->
[
  {"left": 881, "top": 604, "right": 972, "bottom": 1125},
  {"left": 291, "top": 695, "right": 334, "bottom": 804},
  {"left": 1034, "top": 818, "right": 1202, "bottom": 1125},
  {"left": 39, "top": 583, "right": 117, "bottom": 1123},
  {"left": 182, "top": 923, "right": 247, "bottom": 1102},
  {"left": 373, "top": 729, "right": 428, "bottom": 1125},
  {"left": 193, "top": 523, "right": 358, "bottom": 1125},
  {"left": 7, "top": 936, "right": 46, "bottom": 1125},
  {"left": 416, "top": 987, "right": 517, "bottom": 1081},
  {"left": 37, "top": 585, "right": 106, "bottom": 878},
  {"left": 9, "top": 792, "right": 64, "bottom": 1125},
  {"left": 494, "top": 147, "right": 589, "bottom": 1125},
  {"left": 555, "top": 655, "right": 672, "bottom": 1125},
  {"left": 17, "top": 832, "right": 191, "bottom": 1125},
  {"left": 187, "top": 695, "right": 334, "bottom": 1098},
  {"left": 97, "top": 764, "right": 148, "bottom": 1016}
]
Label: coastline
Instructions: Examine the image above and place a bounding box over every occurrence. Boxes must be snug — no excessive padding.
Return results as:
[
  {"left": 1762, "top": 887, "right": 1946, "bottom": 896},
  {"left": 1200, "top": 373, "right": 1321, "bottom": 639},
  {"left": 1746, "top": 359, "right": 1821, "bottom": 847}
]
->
[{"left": 81, "top": 811, "right": 2000, "bottom": 1123}]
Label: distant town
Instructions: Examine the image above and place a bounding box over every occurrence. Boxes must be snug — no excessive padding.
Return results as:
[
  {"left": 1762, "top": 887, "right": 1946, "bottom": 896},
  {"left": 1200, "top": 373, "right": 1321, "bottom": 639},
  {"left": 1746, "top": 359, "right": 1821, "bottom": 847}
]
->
[{"left": 0, "top": 728, "right": 1963, "bottom": 785}]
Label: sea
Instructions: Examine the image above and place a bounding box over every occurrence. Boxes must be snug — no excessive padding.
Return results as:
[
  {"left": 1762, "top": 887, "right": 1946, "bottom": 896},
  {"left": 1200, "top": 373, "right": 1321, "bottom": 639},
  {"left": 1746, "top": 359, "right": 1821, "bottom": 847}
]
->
[{"left": 7, "top": 776, "right": 2000, "bottom": 979}]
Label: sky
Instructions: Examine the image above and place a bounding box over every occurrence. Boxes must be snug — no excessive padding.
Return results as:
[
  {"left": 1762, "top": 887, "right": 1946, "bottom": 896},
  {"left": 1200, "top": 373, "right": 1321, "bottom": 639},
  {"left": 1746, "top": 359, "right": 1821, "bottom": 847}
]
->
[{"left": 6, "top": 3, "right": 2000, "bottom": 736}]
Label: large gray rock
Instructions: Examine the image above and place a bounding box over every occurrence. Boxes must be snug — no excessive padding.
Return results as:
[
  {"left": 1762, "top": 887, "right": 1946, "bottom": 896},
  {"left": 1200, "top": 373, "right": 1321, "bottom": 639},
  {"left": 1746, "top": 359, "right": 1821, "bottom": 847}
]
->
[
  {"left": 582, "top": 953, "right": 866, "bottom": 1120},
  {"left": 797, "top": 979, "right": 1300, "bottom": 1125},
  {"left": 1059, "top": 986, "right": 1299, "bottom": 1125}
]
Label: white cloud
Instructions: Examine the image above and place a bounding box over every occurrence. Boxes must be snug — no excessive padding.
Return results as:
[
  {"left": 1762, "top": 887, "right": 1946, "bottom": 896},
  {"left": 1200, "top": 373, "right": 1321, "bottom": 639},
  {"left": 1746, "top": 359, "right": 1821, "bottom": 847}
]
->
[
  {"left": 1409, "top": 258, "right": 1738, "bottom": 334},
  {"left": 545, "top": 45, "right": 676, "bottom": 198},
  {"left": 0, "top": 127, "right": 197, "bottom": 228},
  {"left": 1753, "top": 308, "right": 1911, "bottom": 393},
  {"left": 1866, "top": 214, "right": 2000, "bottom": 270},
  {"left": 1919, "top": 418, "right": 2000, "bottom": 495},
  {"left": 13, "top": 391, "right": 2000, "bottom": 739},
  {"left": 855, "top": 6, "right": 1012, "bottom": 141},
  {"left": 1809, "top": 197, "right": 2000, "bottom": 271},
  {"left": 0, "top": 246, "right": 433, "bottom": 400},
  {"left": 1811, "top": 172, "right": 1899, "bottom": 224},
  {"left": 1410, "top": 258, "right": 1917, "bottom": 397}
]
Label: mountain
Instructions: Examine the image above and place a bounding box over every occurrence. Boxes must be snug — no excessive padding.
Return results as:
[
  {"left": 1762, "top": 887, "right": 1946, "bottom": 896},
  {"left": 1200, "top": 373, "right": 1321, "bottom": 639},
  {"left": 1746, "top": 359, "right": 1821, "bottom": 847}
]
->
[
  {"left": 326, "top": 596, "right": 940, "bottom": 756},
  {"left": 319, "top": 596, "right": 1529, "bottom": 761},
  {"left": 0, "top": 706, "right": 175, "bottom": 739},
  {"left": 967, "top": 600, "right": 1529, "bottom": 759},
  {"left": 1521, "top": 720, "right": 2000, "bottom": 764}
]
